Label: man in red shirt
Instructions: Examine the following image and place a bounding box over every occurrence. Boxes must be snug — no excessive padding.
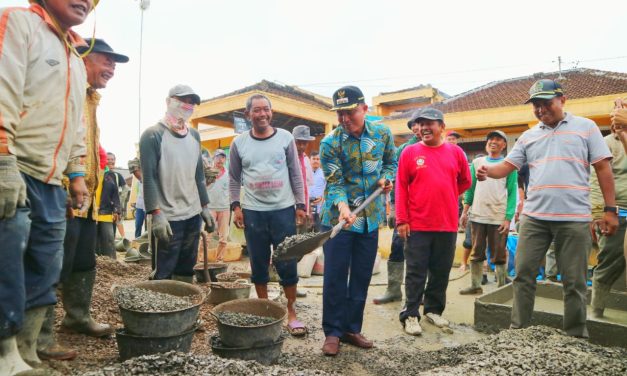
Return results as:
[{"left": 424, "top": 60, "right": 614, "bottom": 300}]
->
[{"left": 396, "top": 108, "right": 471, "bottom": 335}]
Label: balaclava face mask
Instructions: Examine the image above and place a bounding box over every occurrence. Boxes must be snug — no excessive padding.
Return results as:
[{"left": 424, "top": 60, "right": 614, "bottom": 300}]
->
[{"left": 163, "top": 97, "right": 194, "bottom": 135}]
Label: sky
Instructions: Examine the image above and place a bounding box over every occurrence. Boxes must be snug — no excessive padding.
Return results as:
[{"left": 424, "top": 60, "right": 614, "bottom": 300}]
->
[{"left": 5, "top": 0, "right": 627, "bottom": 166}]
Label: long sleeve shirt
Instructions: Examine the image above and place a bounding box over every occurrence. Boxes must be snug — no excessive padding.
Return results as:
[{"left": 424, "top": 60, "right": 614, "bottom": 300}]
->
[
  {"left": 228, "top": 128, "right": 305, "bottom": 211},
  {"left": 139, "top": 123, "right": 208, "bottom": 221},
  {"left": 396, "top": 142, "right": 471, "bottom": 232},
  {"left": 464, "top": 156, "right": 518, "bottom": 224},
  {"left": 0, "top": 4, "right": 87, "bottom": 185},
  {"left": 319, "top": 120, "right": 396, "bottom": 233}
]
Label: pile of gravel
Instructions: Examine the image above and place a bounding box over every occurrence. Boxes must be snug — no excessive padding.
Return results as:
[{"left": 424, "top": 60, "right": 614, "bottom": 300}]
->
[
  {"left": 80, "top": 351, "right": 333, "bottom": 376},
  {"left": 214, "top": 311, "right": 276, "bottom": 326},
  {"left": 114, "top": 286, "right": 194, "bottom": 312},
  {"left": 273, "top": 232, "right": 321, "bottom": 260},
  {"left": 277, "top": 326, "right": 627, "bottom": 375}
]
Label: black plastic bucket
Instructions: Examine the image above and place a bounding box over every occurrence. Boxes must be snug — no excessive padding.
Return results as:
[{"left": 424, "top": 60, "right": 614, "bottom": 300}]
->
[
  {"left": 116, "top": 326, "right": 195, "bottom": 360},
  {"left": 210, "top": 335, "right": 285, "bottom": 365}
]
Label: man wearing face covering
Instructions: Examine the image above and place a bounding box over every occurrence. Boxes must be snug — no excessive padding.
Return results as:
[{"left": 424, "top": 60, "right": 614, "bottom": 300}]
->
[{"left": 139, "top": 85, "right": 214, "bottom": 282}]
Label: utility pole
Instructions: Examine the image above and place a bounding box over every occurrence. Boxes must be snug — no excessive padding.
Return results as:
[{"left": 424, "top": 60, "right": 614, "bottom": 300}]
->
[
  {"left": 557, "top": 56, "right": 564, "bottom": 79},
  {"left": 137, "top": 0, "right": 150, "bottom": 140}
]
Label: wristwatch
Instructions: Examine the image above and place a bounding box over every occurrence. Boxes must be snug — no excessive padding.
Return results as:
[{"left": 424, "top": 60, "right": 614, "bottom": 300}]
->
[{"left": 603, "top": 206, "right": 619, "bottom": 215}]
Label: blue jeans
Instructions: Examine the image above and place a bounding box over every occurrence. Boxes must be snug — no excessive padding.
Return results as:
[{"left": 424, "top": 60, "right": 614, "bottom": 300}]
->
[
  {"left": 135, "top": 208, "right": 146, "bottom": 239},
  {"left": 322, "top": 227, "right": 378, "bottom": 337},
  {"left": 243, "top": 207, "right": 298, "bottom": 287},
  {"left": 400, "top": 231, "right": 457, "bottom": 322},
  {"left": 152, "top": 214, "right": 202, "bottom": 279},
  {"left": 0, "top": 174, "right": 66, "bottom": 338}
]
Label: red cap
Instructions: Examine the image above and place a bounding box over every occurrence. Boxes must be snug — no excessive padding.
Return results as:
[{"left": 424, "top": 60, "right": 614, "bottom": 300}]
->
[{"left": 446, "top": 130, "right": 461, "bottom": 138}]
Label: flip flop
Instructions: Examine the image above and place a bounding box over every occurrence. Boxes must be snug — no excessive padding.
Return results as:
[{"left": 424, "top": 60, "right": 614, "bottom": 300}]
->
[{"left": 287, "top": 320, "right": 308, "bottom": 337}]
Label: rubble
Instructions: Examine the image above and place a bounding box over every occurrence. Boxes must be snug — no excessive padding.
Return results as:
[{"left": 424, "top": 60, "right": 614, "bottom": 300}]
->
[
  {"left": 80, "top": 351, "right": 333, "bottom": 376},
  {"left": 114, "top": 286, "right": 194, "bottom": 312},
  {"left": 214, "top": 312, "right": 276, "bottom": 327}
]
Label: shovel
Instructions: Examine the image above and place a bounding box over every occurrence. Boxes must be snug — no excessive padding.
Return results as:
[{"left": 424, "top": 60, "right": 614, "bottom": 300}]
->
[
  {"left": 274, "top": 186, "right": 385, "bottom": 261},
  {"left": 200, "top": 231, "right": 211, "bottom": 283}
]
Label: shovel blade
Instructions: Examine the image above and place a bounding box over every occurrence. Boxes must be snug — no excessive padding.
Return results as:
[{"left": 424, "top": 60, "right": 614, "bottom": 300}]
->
[{"left": 273, "top": 230, "right": 332, "bottom": 261}]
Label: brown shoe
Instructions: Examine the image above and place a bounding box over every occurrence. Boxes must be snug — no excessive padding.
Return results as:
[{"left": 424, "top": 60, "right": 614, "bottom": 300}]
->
[
  {"left": 37, "top": 343, "right": 78, "bottom": 361},
  {"left": 322, "top": 336, "right": 340, "bottom": 356},
  {"left": 341, "top": 332, "right": 373, "bottom": 349}
]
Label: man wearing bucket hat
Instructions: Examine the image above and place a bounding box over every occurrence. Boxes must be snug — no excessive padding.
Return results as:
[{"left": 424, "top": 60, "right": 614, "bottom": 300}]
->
[
  {"left": 319, "top": 86, "right": 395, "bottom": 355},
  {"left": 35, "top": 37, "right": 129, "bottom": 361},
  {"left": 373, "top": 115, "right": 420, "bottom": 305},
  {"left": 292, "top": 125, "right": 315, "bottom": 228},
  {"left": 0, "top": 1, "right": 97, "bottom": 373},
  {"left": 396, "top": 107, "right": 471, "bottom": 336},
  {"left": 140, "top": 85, "right": 215, "bottom": 283},
  {"left": 476, "top": 79, "right": 618, "bottom": 338},
  {"left": 459, "top": 130, "right": 517, "bottom": 295}
]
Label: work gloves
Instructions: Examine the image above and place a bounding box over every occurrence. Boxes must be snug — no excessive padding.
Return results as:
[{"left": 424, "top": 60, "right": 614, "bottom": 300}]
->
[
  {"left": 201, "top": 206, "right": 216, "bottom": 233},
  {"left": 0, "top": 155, "right": 27, "bottom": 220},
  {"left": 387, "top": 203, "right": 396, "bottom": 229},
  {"left": 151, "top": 211, "right": 173, "bottom": 243}
]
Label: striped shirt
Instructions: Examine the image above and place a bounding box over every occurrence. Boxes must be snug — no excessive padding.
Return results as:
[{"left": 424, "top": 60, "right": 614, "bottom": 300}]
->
[{"left": 505, "top": 113, "right": 611, "bottom": 222}]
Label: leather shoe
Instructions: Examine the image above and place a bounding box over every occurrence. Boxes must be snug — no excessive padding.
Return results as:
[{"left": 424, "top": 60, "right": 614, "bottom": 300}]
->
[
  {"left": 322, "top": 336, "right": 340, "bottom": 356},
  {"left": 341, "top": 332, "right": 373, "bottom": 349}
]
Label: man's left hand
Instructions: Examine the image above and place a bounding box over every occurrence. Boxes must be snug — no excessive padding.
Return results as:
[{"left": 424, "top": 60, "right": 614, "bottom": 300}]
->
[
  {"left": 378, "top": 178, "right": 393, "bottom": 194},
  {"left": 69, "top": 176, "right": 89, "bottom": 210},
  {"left": 296, "top": 208, "right": 306, "bottom": 225},
  {"left": 597, "top": 212, "right": 619, "bottom": 236},
  {"left": 201, "top": 206, "right": 215, "bottom": 232},
  {"left": 498, "top": 220, "right": 511, "bottom": 235}
]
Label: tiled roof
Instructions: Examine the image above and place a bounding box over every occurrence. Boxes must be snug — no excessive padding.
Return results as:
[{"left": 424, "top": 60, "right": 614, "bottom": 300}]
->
[
  {"left": 387, "top": 68, "right": 627, "bottom": 119},
  {"left": 380, "top": 84, "right": 450, "bottom": 99},
  {"left": 436, "top": 68, "right": 627, "bottom": 113},
  {"left": 204, "top": 80, "right": 332, "bottom": 109}
]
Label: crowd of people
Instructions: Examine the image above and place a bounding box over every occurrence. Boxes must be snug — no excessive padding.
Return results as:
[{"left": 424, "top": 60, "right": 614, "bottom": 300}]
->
[{"left": 1, "top": 1, "right": 626, "bottom": 374}]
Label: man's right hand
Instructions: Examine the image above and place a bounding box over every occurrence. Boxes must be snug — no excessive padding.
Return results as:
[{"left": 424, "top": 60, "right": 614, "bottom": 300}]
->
[
  {"left": 338, "top": 202, "right": 356, "bottom": 228},
  {"left": 233, "top": 207, "right": 245, "bottom": 229},
  {"left": 476, "top": 165, "right": 488, "bottom": 181},
  {"left": 397, "top": 223, "right": 410, "bottom": 239},
  {"left": 0, "top": 155, "right": 27, "bottom": 220},
  {"left": 151, "top": 211, "right": 173, "bottom": 243},
  {"left": 459, "top": 212, "right": 469, "bottom": 228}
]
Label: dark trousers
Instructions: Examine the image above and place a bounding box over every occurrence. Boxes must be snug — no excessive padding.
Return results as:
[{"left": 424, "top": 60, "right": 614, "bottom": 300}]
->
[
  {"left": 512, "top": 216, "right": 590, "bottom": 337},
  {"left": 322, "top": 227, "right": 378, "bottom": 337},
  {"left": 135, "top": 208, "right": 146, "bottom": 239},
  {"left": 61, "top": 217, "right": 97, "bottom": 282},
  {"left": 0, "top": 174, "right": 66, "bottom": 339},
  {"left": 152, "top": 214, "right": 202, "bottom": 280},
  {"left": 243, "top": 207, "right": 298, "bottom": 286},
  {"left": 389, "top": 228, "right": 405, "bottom": 262},
  {"left": 470, "top": 221, "right": 507, "bottom": 265},
  {"left": 400, "top": 231, "right": 457, "bottom": 322},
  {"left": 96, "top": 221, "right": 115, "bottom": 258}
]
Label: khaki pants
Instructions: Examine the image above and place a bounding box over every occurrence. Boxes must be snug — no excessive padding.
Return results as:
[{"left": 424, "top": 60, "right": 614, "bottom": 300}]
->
[{"left": 511, "top": 216, "right": 590, "bottom": 337}]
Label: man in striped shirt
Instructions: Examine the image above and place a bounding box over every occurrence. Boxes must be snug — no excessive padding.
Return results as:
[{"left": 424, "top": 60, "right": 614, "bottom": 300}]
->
[{"left": 476, "top": 79, "right": 618, "bottom": 338}]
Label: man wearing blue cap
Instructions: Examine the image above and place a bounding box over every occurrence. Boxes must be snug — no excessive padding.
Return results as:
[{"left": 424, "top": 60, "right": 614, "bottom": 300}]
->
[
  {"left": 37, "top": 38, "right": 130, "bottom": 361},
  {"left": 477, "top": 79, "right": 618, "bottom": 338}
]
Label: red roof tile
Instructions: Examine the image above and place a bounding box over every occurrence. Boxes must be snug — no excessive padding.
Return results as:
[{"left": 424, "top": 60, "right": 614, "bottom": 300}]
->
[{"left": 436, "top": 68, "right": 627, "bottom": 113}]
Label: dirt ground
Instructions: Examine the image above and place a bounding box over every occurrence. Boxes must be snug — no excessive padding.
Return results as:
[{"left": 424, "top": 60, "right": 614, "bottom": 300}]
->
[{"left": 38, "top": 223, "right": 626, "bottom": 375}]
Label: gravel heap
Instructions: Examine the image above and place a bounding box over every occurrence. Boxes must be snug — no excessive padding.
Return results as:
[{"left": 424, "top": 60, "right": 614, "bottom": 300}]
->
[
  {"left": 273, "top": 232, "right": 321, "bottom": 260},
  {"left": 216, "top": 272, "right": 240, "bottom": 282},
  {"left": 214, "top": 311, "right": 276, "bottom": 326},
  {"left": 212, "top": 281, "right": 248, "bottom": 289},
  {"left": 80, "top": 351, "right": 333, "bottom": 376},
  {"left": 114, "top": 286, "right": 194, "bottom": 312},
  {"left": 278, "top": 326, "right": 627, "bottom": 376}
]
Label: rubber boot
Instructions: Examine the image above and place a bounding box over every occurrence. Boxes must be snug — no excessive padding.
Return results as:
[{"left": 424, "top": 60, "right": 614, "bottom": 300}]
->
[
  {"left": 591, "top": 281, "right": 611, "bottom": 318},
  {"left": 36, "top": 305, "right": 77, "bottom": 361},
  {"left": 373, "top": 261, "right": 404, "bottom": 304},
  {"left": 495, "top": 264, "right": 508, "bottom": 287},
  {"left": 459, "top": 262, "right": 483, "bottom": 295},
  {"left": 60, "top": 270, "right": 113, "bottom": 337},
  {"left": 0, "top": 336, "right": 32, "bottom": 376},
  {"left": 16, "top": 306, "right": 47, "bottom": 367},
  {"left": 171, "top": 275, "right": 194, "bottom": 284}
]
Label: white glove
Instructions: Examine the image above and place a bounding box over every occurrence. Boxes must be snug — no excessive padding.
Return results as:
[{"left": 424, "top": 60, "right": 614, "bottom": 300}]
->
[
  {"left": 151, "top": 211, "right": 172, "bottom": 243},
  {"left": 0, "top": 155, "right": 27, "bottom": 219},
  {"left": 201, "top": 206, "right": 215, "bottom": 233}
]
